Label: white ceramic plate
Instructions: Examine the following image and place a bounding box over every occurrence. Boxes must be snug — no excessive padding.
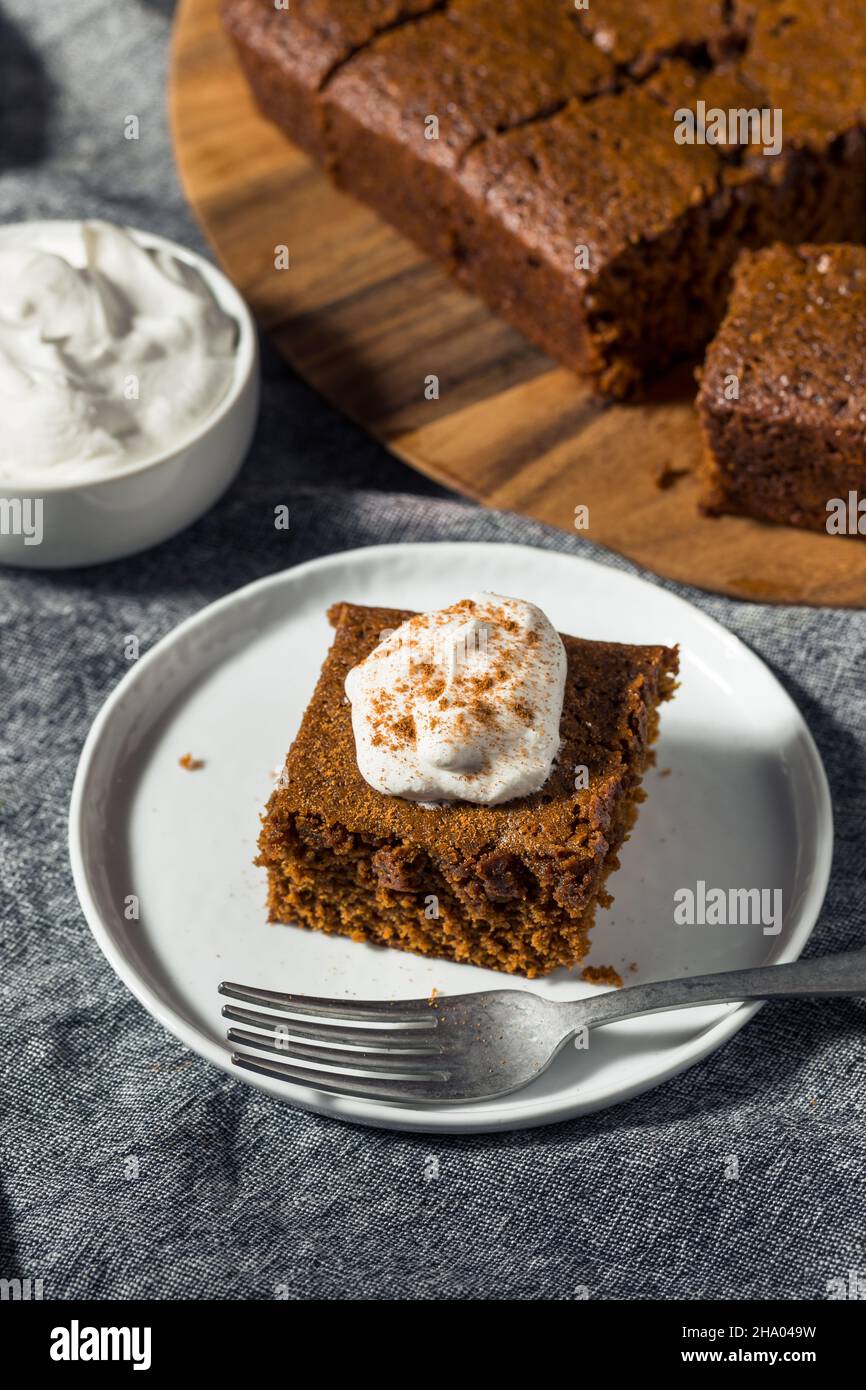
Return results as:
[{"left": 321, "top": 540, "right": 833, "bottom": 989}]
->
[{"left": 69, "top": 542, "right": 833, "bottom": 1133}]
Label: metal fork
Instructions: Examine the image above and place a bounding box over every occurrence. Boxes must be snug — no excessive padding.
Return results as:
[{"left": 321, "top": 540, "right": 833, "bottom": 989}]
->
[{"left": 219, "top": 948, "right": 866, "bottom": 1106}]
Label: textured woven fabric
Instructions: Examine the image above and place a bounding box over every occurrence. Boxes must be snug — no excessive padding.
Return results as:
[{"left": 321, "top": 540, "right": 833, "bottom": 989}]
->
[{"left": 1, "top": 1, "right": 864, "bottom": 1301}]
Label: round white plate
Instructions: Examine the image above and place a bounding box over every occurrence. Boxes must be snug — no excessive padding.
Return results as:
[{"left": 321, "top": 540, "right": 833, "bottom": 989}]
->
[{"left": 69, "top": 542, "right": 833, "bottom": 1133}]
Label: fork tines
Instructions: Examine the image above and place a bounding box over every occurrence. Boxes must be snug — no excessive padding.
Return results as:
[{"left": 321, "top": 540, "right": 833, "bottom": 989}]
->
[{"left": 219, "top": 981, "right": 451, "bottom": 1103}]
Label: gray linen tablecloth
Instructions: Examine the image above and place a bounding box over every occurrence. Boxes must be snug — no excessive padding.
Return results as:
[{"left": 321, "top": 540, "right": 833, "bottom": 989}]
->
[{"left": 1, "top": 0, "right": 864, "bottom": 1301}]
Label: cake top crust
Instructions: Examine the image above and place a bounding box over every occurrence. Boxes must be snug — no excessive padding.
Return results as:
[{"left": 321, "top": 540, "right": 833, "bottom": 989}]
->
[
  {"left": 577, "top": 0, "right": 741, "bottom": 74},
  {"left": 740, "top": 0, "right": 866, "bottom": 146},
  {"left": 268, "top": 601, "right": 678, "bottom": 860},
  {"left": 459, "top": 86, "right": 722, "bottom": 278},
  {"left": 324, "top": 0, "right": 616, "bottom": 171},
  {"left": 699, "top": 242, "right": 866, "bottom": 431}
]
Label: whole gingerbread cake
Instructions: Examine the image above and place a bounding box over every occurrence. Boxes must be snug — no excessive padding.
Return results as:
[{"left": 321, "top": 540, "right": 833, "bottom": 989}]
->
[{"left": 223, "top": 0, "right": 866, "bottom": 397}]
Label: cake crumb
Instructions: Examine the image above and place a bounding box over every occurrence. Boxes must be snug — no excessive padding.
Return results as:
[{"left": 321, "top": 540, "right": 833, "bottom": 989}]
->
[
  {"left": 179, "top": 753, "right": 205, "bottom": 771},
  {"left": 582, "top": 965, "right": 623, "bottom": 988},
  {"left": 428, "top": 987, "right": 440, "bottom": 1007}
]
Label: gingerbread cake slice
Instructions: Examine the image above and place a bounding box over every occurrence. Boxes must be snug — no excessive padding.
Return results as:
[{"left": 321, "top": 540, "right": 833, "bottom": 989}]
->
[
  {"left": 697, "top": 242, "right": 866, "bottom": 533},
  {"left": 257, "top": 599, "right": 678, "bottom": 977}
]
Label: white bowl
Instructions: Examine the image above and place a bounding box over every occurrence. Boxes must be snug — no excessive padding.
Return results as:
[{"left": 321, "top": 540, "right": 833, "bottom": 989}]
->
[{"left": 0, "top": 221, "right": 259, "bottom": 568}]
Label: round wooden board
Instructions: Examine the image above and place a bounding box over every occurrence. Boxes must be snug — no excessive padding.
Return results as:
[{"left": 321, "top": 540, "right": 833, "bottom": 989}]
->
[{"left": 170, "top": 0, "right": 866, "bottom": 608}]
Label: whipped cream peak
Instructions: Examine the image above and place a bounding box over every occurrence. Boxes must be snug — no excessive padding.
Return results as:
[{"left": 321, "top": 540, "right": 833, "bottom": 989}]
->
[
  {"left": 344, "top": 592, "right": 567, "bottom": 806},
  {"left": 0, "top": 220, "right": 238, "bottom": 484}
]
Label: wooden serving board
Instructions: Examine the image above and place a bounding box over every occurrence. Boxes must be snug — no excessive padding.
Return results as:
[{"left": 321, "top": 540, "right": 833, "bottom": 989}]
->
[{"left": 170, "top": 0, "right": 866, "bottom": 607}]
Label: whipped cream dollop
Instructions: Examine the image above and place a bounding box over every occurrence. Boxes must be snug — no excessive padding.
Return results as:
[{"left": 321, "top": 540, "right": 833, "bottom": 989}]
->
[
  {"left": 0, "top": 221, "right": 238, "bottom": 484},
  {"left": 344, "top": 593, "right": 568, "bottom": 806}
]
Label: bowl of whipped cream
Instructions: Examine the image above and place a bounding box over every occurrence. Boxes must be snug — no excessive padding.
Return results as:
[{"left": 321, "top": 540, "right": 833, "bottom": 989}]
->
[{"left": 0, "top": 219, "right": 259, "bottom": 567}]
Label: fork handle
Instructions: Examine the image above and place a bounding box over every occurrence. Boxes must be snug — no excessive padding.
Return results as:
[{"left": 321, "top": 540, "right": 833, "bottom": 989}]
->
[{"left": 563, "top": 948, "right": 866, "bottom": 1030}]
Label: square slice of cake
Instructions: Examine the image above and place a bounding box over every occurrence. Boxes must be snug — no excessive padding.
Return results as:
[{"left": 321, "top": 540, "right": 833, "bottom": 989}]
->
[
  {"left": 698, "top": 243, "right": 866, "bottom": 533},
  {"left": 257, "top": 599, "right": 678, "bottom": 977}
]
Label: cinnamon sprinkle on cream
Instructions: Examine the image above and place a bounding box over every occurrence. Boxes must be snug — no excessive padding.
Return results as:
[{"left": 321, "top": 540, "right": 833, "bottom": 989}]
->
[{"left": 343, "top": 592, "right": 567, "bottom": 805}]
